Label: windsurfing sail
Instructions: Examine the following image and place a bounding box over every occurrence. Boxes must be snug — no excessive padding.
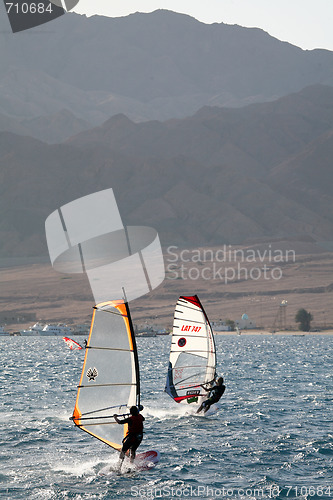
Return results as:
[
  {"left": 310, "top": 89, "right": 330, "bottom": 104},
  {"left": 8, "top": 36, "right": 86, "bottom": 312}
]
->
[
  {"left": 63, "top": 337, "right": 82, "bottom": 350},
  {"left": 165, "top": 295, "right": 216, "bottom": 405},
  {"left": 71, "top": 300, "right": 140, "bottom": 451}
]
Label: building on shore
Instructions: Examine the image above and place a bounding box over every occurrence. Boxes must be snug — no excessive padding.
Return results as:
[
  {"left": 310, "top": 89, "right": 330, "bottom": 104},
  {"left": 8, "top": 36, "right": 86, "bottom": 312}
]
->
[{"left": 235, "top": 313, "right": 256, "bottom": 329}]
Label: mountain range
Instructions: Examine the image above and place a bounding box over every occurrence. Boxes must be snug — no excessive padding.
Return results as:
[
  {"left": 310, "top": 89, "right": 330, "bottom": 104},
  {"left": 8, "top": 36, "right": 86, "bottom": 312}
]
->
[
  {"left": 1, "top": 84, "right": 333, "bottom": 258},
  {"left": 1, "top": 9, "right": 333, "bottom": 142}
]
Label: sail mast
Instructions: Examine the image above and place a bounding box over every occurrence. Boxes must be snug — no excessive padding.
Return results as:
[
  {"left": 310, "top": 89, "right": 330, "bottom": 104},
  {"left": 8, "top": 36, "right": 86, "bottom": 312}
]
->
[{"left": 124, "top": 300, "right": 140, "bottom": 408}]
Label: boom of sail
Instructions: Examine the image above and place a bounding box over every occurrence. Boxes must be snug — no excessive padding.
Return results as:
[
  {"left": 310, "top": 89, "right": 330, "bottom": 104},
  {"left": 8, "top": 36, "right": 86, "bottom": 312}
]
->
[
  {"left": 71, "top": 300, "right": 140, "bottom": 451},
  {"left": 165, "top": 295, "right": 216, "bottom": 405}
]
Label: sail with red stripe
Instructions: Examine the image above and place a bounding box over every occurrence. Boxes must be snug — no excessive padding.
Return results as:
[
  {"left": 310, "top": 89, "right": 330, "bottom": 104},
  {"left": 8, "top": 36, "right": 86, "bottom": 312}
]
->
[
  {"left": 71, "top": 300, "right": 140, "bottom": 451},
  {"left": 63, "top": 337, "right": 82, "bottom": 350},
  {"left": 165, "top": 295, "right": 216, "bottom": 406}
]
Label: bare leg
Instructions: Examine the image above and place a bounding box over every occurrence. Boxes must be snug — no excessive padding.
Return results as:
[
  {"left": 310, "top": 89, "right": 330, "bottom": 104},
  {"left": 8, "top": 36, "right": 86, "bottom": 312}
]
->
[
  {"left": 117, "top": 451, "right": 125, "bottom": 472},
  {"left": 196, "top": 403, "right": 204, "bottom": 414},
  {"left": 203, "top": 404, "right": 211, "bottom": 414},
  {"left": 130, "top": 448, "right": 136, "bottom": 463}
]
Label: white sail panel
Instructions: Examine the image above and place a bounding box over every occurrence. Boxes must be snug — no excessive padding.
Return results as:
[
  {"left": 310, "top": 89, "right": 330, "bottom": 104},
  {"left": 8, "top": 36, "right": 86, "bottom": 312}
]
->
[
  {"left": 72, "top": 300, "right": 139, "bottom": 450},
  {"left": 165, "top": 295, "right": 216, "bottom": 405}
]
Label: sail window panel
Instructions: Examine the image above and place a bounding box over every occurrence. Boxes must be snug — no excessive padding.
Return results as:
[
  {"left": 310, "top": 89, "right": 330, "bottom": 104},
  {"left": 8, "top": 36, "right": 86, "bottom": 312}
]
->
[
  {"left": 83, "top": 349, "right": 133, "bottom": 386},
  {"left": 85, "top": 424, "right": 123, "bottom": 449},
  {"left": 90, "top": 309, "right": 131, "bottom": 350},
  {"left": 80, "top": 407, "right": 124, "bottom": 449},
  {"left": 172, "top": 352, "right": 207, "bottom": 388},
  {"left": 90, "top": 426, "right": 122, "bottom": 448},
  {"left": 173, "top": 351, "right": 207, "bottom": 371},
  {"left": 78, "top": 384, "right": 132, "bottom": 417},
  {"left": 169, "top": 351, "right": 207, "bottom": 367}
]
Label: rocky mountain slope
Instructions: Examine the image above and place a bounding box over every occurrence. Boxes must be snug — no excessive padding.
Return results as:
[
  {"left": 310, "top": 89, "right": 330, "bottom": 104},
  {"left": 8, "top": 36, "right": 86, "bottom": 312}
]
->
[
  {"left": 1, "top": 85, "right": 332, "bottom": 258},
  {"left": 1, "top": 8, "right": 333, "bottom": 142}
]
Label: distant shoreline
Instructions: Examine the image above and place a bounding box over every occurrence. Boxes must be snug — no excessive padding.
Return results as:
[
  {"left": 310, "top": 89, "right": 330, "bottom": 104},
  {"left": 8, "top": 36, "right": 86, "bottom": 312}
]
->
[{"left": 214, "top": 329, "right": 333, "bottom": 336}]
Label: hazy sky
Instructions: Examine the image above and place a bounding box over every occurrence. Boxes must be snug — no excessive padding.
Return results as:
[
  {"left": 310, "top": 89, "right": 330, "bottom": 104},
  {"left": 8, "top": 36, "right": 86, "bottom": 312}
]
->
[{"left": 73, "top": 0, "right": 333, "bottom": 51}]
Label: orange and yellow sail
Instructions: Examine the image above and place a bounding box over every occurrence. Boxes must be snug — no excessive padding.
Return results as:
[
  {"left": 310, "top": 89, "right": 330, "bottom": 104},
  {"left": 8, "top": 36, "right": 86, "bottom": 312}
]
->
[{"left": 72, "top": 300, "right": 140, "bottom": 451}]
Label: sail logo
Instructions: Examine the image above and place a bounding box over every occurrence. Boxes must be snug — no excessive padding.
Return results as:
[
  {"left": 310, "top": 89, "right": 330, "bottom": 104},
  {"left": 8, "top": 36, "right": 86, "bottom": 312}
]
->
[
  {"left": 177, "top": 337, "right": 187, "bottom": 347},
  {"left": 3, "top": 0, "right": 80, "bottom": 33},
  {"left": 174, "top": 368, "right": 184, "bottom": 379},
  {"left": 181, "top": 325, "right": 201, "bottom": 333},
  {"left": 86, "top": 367, "right": 98, "bottom": 381},
  {"left": 186, "top": 389, "right": 200, "bottom": 403}
]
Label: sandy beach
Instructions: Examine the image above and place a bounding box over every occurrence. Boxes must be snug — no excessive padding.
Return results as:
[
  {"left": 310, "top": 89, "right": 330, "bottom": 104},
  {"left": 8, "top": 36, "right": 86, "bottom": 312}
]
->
[{"left": 1, "top": 245, "right": 332, "bottom": 333}]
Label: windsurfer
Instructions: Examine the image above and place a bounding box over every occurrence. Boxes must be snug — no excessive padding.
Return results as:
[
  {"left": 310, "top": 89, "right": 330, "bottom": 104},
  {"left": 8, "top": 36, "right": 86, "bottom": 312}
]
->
[
  {"left": 114, "top": 406, "right": 145, "bottom": 470},
  {"left": 196, "top": 376, "right": 225, "bottom": 414}
]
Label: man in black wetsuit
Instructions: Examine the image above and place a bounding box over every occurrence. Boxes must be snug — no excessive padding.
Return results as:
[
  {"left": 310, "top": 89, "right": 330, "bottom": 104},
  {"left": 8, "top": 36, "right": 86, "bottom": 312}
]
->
[
  {"left": 196, "top": 376, "right": 225, "bottom": 414},
  {"left": 114, "top": 406, "right": 145, "bottom": 471}
]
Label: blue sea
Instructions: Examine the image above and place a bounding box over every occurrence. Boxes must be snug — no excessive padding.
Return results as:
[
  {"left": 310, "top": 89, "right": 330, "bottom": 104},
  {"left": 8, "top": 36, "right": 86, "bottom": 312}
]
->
[{"left": 1, "top": 335, "right": 332, "bottom": 499}]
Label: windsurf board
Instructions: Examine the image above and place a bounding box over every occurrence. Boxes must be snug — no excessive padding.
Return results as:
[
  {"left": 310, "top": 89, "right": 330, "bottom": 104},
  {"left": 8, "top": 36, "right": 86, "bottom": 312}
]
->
[{"left": 99, "top": 450, "right": 160, "bottom": 475}]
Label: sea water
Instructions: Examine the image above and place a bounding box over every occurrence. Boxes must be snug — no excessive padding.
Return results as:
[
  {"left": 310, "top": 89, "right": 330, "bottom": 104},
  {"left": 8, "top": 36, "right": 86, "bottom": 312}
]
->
[{"left": 0, "top": 335, "right": 332, "bottom": 499}]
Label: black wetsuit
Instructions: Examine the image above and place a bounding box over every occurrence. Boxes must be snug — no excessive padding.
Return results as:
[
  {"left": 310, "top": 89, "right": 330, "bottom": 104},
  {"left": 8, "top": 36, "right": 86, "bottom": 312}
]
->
[
  {"left": 119, "top": 414, "right": 145, "bottom": 453},
  {"left": 203, "top": 384, "right": 225, "bottom": 407}
]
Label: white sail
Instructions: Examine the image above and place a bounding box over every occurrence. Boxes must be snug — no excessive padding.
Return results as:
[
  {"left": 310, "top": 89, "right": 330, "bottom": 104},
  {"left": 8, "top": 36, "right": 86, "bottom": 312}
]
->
[
  {"left": 165, "top": 295, "right": 216, "bottom": 406},
  {"left": 72, "top": 300, "right": 140, "bottom": 450}
]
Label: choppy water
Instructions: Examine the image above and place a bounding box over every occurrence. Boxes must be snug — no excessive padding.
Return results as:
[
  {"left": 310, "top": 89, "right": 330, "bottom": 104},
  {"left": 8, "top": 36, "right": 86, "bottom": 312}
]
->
[{"left": 0, "top": 335, "right": 332, "bottom": 499}]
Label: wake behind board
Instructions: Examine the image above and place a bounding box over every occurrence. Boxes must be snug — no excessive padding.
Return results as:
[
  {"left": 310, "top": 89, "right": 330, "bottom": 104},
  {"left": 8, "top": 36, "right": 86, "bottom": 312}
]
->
[{"left": 99, "top": 450, "right": 160, "bottom": 475}]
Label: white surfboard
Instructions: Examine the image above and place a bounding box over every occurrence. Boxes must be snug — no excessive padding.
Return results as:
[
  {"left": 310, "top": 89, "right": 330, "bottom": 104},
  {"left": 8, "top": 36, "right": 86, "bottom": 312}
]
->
[{"left": 135, "top": 450, "right": 160, "bottom": 470}]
